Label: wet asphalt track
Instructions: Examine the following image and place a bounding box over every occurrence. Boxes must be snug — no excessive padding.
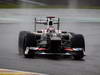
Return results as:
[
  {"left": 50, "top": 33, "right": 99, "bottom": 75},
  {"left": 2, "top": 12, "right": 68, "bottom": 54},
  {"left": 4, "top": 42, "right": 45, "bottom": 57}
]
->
[{"left": 0, "top": 9, "right": 100, "bottom": 75}]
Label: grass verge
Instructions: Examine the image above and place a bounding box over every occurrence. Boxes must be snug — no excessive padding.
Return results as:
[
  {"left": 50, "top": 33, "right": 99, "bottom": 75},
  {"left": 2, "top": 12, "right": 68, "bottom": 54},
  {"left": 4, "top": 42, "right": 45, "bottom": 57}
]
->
[
  {"left": 0, "top": 3, "right": 100, "bottom": 9},
  {"left": 0, "top": 3, "right": 20, "bottom": 8}
]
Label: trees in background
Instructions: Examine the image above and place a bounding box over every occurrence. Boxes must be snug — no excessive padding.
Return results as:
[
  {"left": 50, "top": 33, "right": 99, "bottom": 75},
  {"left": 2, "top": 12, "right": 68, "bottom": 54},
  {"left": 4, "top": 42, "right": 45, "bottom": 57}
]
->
[
  {"left": 33, "top": 0, "right": 68, "bottom": 5},
  {"left": 0, "top": 0, "right": 100, "bottom": 7},
  {"left": 33, "top": 0, "right": 100, "bottom": 6},
  {"left": 0, "top": 0, "right": 19, "bottom": 4},
  {"left": 78, "top": 0, "right": 100, "bottom": 7}
]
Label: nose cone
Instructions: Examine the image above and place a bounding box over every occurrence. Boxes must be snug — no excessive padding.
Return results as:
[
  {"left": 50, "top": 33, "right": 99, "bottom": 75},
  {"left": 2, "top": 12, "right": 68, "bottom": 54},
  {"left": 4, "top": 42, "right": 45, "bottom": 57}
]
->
[
  {"left": 48, "top": 37, "right": 61, "bottom": 53},
  {"left": 51, "top": 37, "right": 61, "bottom": 41}
]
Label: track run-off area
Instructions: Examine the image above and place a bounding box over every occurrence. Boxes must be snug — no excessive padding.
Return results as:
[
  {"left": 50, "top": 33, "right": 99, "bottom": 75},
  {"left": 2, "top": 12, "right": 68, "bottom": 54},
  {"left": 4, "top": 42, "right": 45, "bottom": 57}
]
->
[{"left": 0, "top": 9, "right": 100, "bottom": 75}]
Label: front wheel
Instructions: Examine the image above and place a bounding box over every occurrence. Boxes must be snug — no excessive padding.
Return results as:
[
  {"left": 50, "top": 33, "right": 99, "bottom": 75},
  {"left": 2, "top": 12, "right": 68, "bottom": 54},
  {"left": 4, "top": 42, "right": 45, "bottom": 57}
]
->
[
  {"left": 18, "top": 31, "right": 30, "bottom": 55},
  {"left": 23, "top": 32, "right": 37, "bottom": 58},
  {"left": 24, "top": 49, "right": 35, "bottom": 58},
  {"left": 72, "top": 51, "right": 84, "bottom": 60},
  {"left": 71, "top": 34, "right": 85, "bottom": 59}
]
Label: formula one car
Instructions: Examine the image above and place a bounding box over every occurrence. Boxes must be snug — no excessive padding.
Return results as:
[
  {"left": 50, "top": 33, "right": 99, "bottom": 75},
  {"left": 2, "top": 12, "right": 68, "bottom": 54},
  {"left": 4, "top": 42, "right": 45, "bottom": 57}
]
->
[{"left": 18, "top": 16, "right": 85, "bottom": 59}]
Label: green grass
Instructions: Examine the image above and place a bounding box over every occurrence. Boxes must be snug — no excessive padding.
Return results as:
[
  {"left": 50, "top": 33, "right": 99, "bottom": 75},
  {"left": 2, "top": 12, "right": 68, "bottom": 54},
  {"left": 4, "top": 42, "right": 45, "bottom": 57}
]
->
[
  {"left": 0, "top": 4, "right": 68, "bottom": 9},
  {"left": 79, "top": 6, "right": 100, "bottom": 9},
  {"left": 0, "top": 3, "right": 100, "bottom": 9},
  {"left": 0, "top": 3, "right": 66, "bottom": 8},
  {"left": 0, "top": 3, "right": 20, "bottom": 8}
]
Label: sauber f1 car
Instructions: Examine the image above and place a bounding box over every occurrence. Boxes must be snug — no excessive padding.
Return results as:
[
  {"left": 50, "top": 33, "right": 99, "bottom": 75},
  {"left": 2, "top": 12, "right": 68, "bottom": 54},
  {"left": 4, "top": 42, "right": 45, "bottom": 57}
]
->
[{"left": 18, "top": 16, "right": 85, "bottom": 59}]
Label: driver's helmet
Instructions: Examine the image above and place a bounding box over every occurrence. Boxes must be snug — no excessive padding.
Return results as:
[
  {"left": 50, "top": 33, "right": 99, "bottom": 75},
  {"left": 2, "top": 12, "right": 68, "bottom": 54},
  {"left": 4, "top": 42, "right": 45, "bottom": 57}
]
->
[{"left": 49, "top": 20, "right": 53, "bottom": 26}]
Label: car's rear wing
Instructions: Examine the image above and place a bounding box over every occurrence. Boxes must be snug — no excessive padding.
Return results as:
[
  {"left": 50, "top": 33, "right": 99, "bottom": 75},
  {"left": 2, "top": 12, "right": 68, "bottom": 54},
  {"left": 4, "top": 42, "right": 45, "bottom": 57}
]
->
[{"left": 34, "top": 16, "right": 60, "bottom": 32}]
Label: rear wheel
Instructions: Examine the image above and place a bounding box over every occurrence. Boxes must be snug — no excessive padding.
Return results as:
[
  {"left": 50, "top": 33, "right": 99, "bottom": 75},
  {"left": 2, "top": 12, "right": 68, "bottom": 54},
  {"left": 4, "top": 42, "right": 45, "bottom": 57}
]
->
[{"left": 71, "top": 34, "right": 85, "bottom": 60}]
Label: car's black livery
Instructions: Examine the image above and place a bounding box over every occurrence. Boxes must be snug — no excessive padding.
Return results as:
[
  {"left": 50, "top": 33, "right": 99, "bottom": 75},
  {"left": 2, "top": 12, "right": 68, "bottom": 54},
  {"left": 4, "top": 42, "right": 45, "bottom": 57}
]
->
[{"left": 18, "top": 16, "right": 85, "bottom": 59}]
